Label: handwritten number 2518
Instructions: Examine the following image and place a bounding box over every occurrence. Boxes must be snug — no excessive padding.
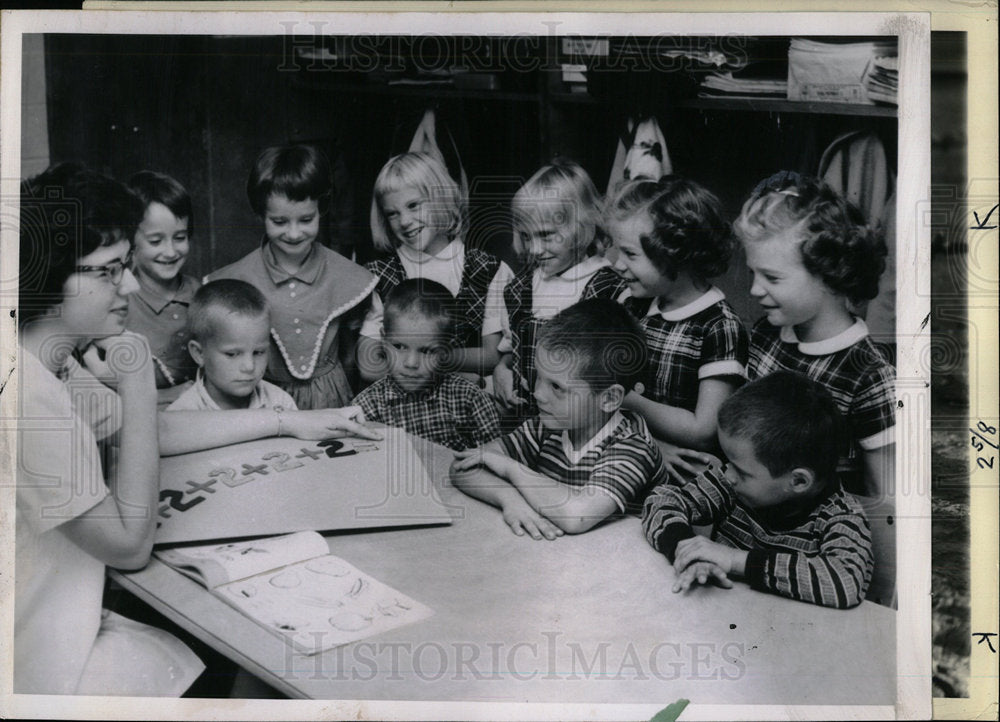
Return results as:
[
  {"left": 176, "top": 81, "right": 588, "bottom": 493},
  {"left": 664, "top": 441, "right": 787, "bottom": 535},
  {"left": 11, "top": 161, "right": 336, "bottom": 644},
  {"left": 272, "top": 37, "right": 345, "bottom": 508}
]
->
[{"left": 971, "top": 421, "right": 997, "bottom": 470}]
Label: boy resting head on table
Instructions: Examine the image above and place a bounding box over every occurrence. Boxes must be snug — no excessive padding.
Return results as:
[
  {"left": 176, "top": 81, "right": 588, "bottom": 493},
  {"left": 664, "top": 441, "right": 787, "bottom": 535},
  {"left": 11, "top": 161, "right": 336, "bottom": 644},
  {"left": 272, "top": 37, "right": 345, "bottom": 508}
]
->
[
  {"left": 160, "top": 279, "right": 380, "bottom": 453},
  {"left": 642, "top": 370, "right": 874, "bottom": 609},
  {"left": 352, "top": 278, "right": 502, "bottom": 450},
  {"left": 451, "top": 298, "right": 667, "bottom": 538}
]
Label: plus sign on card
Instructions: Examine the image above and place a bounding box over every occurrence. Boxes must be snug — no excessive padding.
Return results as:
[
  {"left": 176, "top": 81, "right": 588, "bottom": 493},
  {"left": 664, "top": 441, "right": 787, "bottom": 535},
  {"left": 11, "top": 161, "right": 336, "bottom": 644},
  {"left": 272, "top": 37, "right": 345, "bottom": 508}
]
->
[{"left": 155, "top": 427, "right": 451, "bottom": 544}]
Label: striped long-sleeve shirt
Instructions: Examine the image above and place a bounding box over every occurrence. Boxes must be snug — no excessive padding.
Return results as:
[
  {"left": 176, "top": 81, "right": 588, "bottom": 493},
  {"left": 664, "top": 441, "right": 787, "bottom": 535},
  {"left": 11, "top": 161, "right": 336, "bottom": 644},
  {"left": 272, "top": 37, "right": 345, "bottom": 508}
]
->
[{"left": 642, "top": 467, "right": 873, "bottom": 609}]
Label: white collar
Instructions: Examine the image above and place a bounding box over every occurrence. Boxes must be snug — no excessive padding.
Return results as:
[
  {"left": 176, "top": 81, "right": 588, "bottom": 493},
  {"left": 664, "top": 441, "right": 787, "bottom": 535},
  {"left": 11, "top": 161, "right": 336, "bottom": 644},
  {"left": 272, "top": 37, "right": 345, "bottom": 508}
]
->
[
  {"left": 535, "top": 255, "right": 608, "bottom": 283},
  {"left": 646, "top": 286, "right": 725, "bottom": 321},
  {"left": 560, "top": 410, "right": 625, "bottom": 465},
  {"left": 397, "top": 238, "right": 462, "bottom": 264},
  {"left": 779, "top": 317, "right": 869, "bottom": 355}
]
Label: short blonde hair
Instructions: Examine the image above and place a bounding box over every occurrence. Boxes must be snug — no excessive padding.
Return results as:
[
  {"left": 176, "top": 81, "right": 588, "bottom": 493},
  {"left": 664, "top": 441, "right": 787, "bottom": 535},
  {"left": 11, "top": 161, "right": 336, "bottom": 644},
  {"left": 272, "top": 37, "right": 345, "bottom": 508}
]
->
[
  {"left": 370, "top": 152, "right": 466, "bottom": 252},
  {"left": 511, "top": 158, "right": 605, "bottom": 260}
]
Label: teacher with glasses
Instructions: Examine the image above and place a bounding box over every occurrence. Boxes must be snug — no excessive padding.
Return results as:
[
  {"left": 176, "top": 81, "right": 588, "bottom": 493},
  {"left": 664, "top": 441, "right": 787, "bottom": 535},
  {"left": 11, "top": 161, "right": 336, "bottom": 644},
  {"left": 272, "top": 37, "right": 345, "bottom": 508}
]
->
[{"left": 15, "top": 162, "right": 204, "bottom": 696}]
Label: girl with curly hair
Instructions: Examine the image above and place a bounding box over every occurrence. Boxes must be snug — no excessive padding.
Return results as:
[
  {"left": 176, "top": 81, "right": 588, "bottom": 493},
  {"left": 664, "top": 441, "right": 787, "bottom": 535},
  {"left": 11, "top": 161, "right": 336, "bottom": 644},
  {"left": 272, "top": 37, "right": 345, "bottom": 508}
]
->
[
  {"left": 605, "top": 176, "right": 748, "bottom": 476},
  {"left": 735, "top": 171, "right": 894, "bottom": 498}
]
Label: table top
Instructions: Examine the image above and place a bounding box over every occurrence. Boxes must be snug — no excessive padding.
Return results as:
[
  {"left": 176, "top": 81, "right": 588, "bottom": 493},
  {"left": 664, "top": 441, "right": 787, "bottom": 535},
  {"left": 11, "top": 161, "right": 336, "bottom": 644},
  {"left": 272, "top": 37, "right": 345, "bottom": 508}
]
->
[{"left": 113, "top": 436, "right": 896, "bottom": 705}]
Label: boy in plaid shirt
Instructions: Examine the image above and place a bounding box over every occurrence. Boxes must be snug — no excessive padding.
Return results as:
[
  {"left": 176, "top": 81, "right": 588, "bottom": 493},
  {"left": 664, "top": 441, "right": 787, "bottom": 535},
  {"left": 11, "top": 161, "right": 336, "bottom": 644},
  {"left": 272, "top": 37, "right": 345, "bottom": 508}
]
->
[
  {"left": 452, "top": 299, "right": 667, "bottom": 539},
  {"left": 735, "top": 173, "right": 894, "bottom": 497},
  {"left": 642, "top": 371, "right": 874, "bottom": 609},
  {"left": 352, "top": 279, "right": 501, "bottom": 450}
]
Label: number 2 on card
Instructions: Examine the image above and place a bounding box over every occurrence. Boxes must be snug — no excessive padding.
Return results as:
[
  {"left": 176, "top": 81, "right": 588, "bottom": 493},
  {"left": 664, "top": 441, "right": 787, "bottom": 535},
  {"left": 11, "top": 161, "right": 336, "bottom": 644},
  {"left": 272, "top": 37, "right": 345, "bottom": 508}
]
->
[{"left": 262, "top": 451, "right": 305, "bottom": 472}]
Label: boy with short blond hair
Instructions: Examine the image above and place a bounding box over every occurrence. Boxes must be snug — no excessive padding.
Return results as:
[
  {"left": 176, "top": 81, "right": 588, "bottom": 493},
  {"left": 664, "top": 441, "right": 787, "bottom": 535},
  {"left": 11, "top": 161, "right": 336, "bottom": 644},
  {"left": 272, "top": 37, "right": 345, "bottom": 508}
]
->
[{"left": 167, "top": 279, "right": 296, "bottom": 412}]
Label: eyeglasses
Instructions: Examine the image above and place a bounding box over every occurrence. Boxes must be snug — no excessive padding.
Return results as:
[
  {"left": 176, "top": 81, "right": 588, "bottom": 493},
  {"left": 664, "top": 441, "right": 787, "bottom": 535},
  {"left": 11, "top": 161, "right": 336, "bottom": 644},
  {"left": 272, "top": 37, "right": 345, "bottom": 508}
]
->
[{"left": 74, "top": 250, "right": 133, "bottom": 285}]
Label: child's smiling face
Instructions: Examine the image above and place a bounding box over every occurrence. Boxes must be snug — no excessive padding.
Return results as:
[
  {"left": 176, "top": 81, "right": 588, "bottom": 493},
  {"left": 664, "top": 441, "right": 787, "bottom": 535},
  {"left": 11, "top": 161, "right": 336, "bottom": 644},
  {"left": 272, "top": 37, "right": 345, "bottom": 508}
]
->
[
  {"left": 517, "top": 203, "right": 584, "bottom": 279},
  {"left": 607, "top": 212, "right": 673, "bottom": 299},
  {"left": 264, "top": 193, "right": 319, "bottom": 262},
  {"left": 381, "top": 187, "right": 450, "bottom": 257},
  {"left": 133, "top": 201, "right": 190, "bottom": 287},
  {"left": 743, "top": 231, "right": 836, "bottom": 332}
]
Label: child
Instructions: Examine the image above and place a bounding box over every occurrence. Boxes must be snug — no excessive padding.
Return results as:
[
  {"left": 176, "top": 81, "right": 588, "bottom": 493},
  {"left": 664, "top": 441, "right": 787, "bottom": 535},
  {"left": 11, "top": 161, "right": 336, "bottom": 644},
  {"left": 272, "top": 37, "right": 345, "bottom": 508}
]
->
[
  {"left": 357, "top": 152, "right": 513, "bottom": 383},
  {"left": 642, "top": 371, "right": 874, "bottom": 609},
  {"left": 209, "top": 144, "right": 377, "bottom": 410},
  {"left": 494, "top": 158, "right": 629, "bottom": 414},
  {"left": 167, "top": 280, "right": 297, "bottom": 411},
  {"left": 124, "top": 170, "right": 201, "bottom": 398},
  {"left": 605, "top": 176, "right": 749, "bottom": 470},
  {"left": 451, "top": 299, "right": 667, "bottom": 538},
  {"left": 352, "top": 279, "right": 502, "bottom": 450},
  {"left": 734, "top": 172, "right": 894, "bottom": 498},
  {"left": 162, "top": 279, "right": 381, "bottom": 450}
]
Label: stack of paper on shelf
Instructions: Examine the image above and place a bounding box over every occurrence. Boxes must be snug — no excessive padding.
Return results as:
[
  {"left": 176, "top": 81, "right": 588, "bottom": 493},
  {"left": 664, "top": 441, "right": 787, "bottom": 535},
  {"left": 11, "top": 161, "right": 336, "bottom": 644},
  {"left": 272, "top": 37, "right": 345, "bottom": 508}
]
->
[
  {"left": 866, "top": 55, "right": 898, "bottom": 105},
  {"left": 699, "top": 71, "right": 787, "bottom": 99},
  {"left": 787, "top": 38, "right": 898, "bottom": 105}
]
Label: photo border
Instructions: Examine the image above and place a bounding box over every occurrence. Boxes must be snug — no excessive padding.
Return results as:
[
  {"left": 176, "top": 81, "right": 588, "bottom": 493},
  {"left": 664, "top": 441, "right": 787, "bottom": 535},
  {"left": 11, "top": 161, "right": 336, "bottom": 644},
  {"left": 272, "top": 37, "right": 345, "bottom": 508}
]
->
[{"left": 0, "top": 3, "right": 988, "bottom": 719}]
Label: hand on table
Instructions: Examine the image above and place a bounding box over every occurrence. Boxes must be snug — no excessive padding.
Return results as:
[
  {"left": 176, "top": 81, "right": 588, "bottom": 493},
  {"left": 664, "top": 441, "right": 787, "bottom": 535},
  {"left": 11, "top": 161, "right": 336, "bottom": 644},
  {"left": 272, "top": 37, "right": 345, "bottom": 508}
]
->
[
  {"left": 501, "top": 496, "right": 563, "bottom": 541},
  {"left": 672, "top": 561, "right": 733, "bottom": 594},
  {"left": 282, "top": 408, "right": 382, "bottom": 441},
  {"left": 673, "top": 536, "right": 746, "bottom": 579}
]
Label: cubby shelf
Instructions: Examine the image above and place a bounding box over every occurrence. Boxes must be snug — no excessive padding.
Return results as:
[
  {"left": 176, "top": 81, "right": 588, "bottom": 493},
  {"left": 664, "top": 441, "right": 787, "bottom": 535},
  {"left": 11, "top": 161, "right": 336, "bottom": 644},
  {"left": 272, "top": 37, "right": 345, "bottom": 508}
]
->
[{"left": 674, "top": 96, "right": 898, "bottom": 118}]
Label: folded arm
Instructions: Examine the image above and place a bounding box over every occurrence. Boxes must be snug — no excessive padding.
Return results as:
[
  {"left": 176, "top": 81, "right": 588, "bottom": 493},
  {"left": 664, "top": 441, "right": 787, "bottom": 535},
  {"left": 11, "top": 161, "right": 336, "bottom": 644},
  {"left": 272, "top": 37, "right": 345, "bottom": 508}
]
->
[{"left": 449, "top": 441, "right": 562, "bottom": 540}]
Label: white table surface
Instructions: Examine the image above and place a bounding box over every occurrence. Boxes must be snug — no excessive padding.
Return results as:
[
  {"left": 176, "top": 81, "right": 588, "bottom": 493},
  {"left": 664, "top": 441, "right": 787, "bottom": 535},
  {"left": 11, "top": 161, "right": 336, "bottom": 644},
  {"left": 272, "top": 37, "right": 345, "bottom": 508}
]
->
[{"left": 112, "top": 436, "right": 896, "bottom": 704}]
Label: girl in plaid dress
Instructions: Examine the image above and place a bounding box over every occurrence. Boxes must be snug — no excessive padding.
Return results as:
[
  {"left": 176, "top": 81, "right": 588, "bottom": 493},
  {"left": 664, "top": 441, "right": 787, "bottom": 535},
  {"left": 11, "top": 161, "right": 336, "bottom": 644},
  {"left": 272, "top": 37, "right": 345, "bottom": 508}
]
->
[
  {"left": 494, "top": 159, "right": 629, "bottom": 421},
  {"left": 606, "top": 177, "right": 749, "bottom": 479},
  {"left": 735, "top": 172, "right": 894, "bottom": 498},
  {"left": 357, "top": 152, "right": 513, "bottom": 385}
]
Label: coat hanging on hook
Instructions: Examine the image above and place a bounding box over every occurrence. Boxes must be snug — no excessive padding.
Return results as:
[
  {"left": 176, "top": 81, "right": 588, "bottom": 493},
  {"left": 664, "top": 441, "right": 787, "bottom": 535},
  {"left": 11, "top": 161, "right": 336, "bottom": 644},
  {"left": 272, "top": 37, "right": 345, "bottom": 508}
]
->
[
  {"left": 391, "top": 107, "right": 469, "bottom": 200},
  {"left": 606, "top": 116, "right": 673, "bottom": 195},
  {"left": 408, "top": 108, "right": 469, "bottom": 199}
]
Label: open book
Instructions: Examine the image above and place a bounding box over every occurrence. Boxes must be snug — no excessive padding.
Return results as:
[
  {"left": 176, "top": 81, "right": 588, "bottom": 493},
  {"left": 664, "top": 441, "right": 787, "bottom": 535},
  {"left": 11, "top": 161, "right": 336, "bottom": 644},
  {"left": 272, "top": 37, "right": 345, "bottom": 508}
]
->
[{"left": 155, "top": 531, "right": 433, "bottom": 654}]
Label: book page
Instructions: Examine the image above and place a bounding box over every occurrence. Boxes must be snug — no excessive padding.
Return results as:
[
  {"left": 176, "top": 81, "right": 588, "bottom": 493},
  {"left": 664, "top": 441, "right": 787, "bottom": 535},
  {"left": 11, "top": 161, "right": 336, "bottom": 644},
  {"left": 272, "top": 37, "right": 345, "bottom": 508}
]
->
[
  {"left": 155, "top": 531, "right": 330, "bottom": 589},
  {"left": 214, "top": 554, "right": 434, "bottom": 655}
]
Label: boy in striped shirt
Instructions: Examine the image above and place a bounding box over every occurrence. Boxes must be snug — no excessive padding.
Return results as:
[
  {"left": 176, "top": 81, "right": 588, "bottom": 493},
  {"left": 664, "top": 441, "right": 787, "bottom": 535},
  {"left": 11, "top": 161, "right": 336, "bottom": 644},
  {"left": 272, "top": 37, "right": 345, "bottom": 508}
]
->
[
  {"left": 452, "top": 299, "right": 666, "bottom": 539},
  {"left": 642, "top": 371, "right": 873, "bottom": 609}
]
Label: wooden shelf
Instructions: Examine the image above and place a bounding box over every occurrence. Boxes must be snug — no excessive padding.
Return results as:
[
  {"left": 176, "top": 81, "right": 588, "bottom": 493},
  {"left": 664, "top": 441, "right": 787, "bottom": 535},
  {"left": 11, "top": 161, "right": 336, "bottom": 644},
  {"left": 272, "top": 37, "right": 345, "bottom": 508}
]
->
[
  {"left": 675, "top": 97, "right": 897, "bottom": 118},
  {"left": 290, "top": 76, "right": 539, "bottom": 103}
]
